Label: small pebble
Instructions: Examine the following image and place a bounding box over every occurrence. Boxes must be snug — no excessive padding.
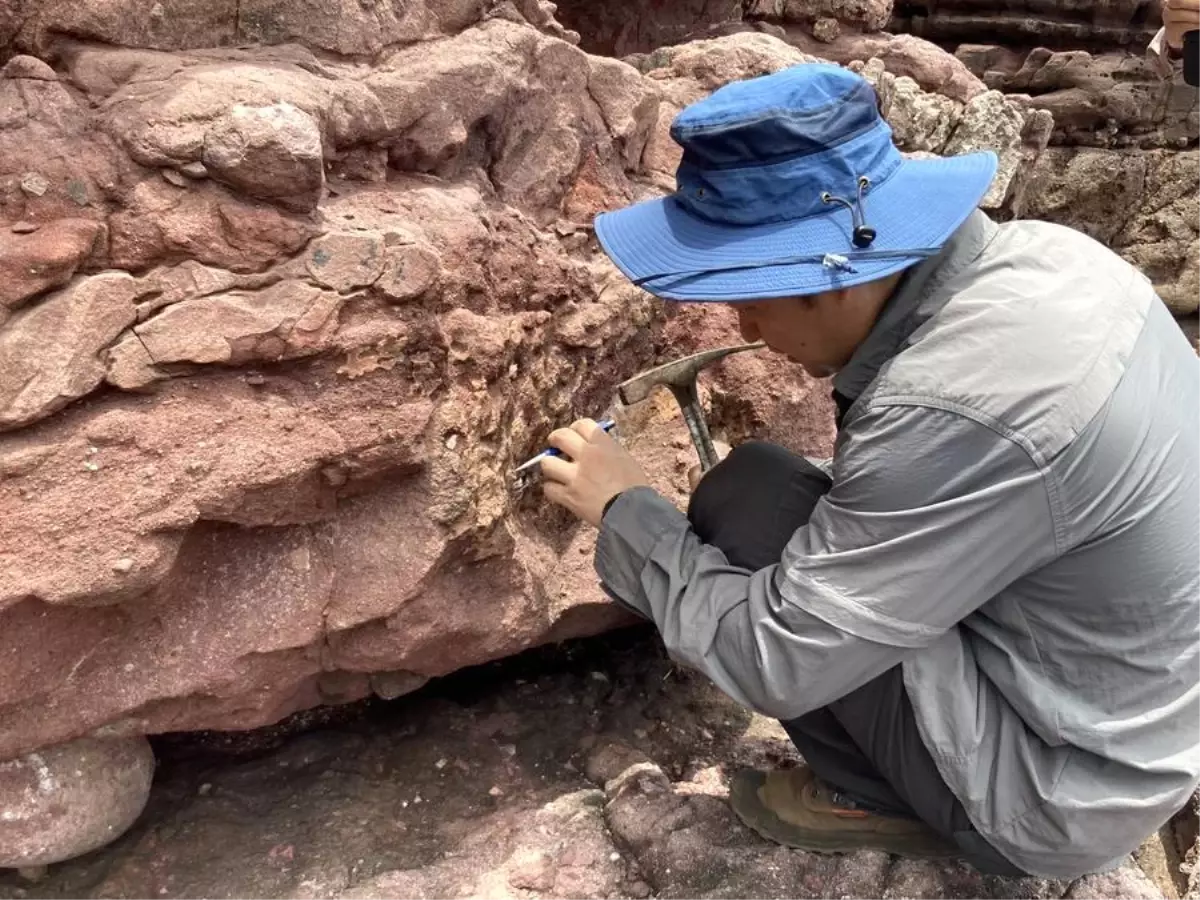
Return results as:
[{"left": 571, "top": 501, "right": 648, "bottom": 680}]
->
[
  {"left": 609, "top": 852, "right": 621, "bottom": 861},
  {"left": 180, "top": 161, "right": 209, "bottom": 179},
  {"left": 488, "top": 785, "right": 504, "bottom": 797},
  {"left": 633, "top": 729, "right": 647, "bottom": 740},
  {"left": 112, "top": 557, "right": 135, "bottom": 574},
  {"left": 435, "top": 758, "right": 447, "bottom": 769},
  {"left": 589, "top": 671, "right": 610, "bottom": 683},
  {"left": 413, "top": 795, "right": 422, "bottom": 804},
  {"left": 245, "top": 373, "right": 266, "bottom": 386},
  {"left": 11, "top": 221, "right": 38, "bottom": 234},
  {"left": 162, "top": 168, "right": 188, "bottom": 188},
  {"left": 445, "top": 433, "right": 458, "bottom": 450},
  {"left": 198, "top": 783, "right": 212, "bottom": 795},
  {"left": 20, "top": 172, "right": 49, "bottom": 197}
]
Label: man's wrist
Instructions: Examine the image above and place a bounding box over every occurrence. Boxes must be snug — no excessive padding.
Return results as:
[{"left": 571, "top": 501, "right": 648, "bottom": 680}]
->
[{"left": 601, "top": 491, "right": 624, "bottom": 521}]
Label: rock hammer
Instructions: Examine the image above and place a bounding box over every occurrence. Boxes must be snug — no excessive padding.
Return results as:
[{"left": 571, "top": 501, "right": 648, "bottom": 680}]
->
[{"left": 617, "top": 342, "right": 765, "bottom": 473}]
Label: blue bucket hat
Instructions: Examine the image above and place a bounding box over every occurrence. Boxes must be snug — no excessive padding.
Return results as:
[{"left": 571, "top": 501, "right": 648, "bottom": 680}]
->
[{"left": 594, "top": 63, "right": 998, "bottom": 301}]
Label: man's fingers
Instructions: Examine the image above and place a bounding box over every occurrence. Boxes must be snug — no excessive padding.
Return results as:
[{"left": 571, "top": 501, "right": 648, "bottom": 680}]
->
[
  {"left": 570, "top": 418, "right": 603, "bottom": 441},
  {"left": 542, "top": 479, "right": 569, "bottom": 508},
  {"left": 548, "top": 427, "right": 588, "bottom": 459},
  {"left": 540, "top": 455, "right": 573, "bottom": 484},
  {"left": 1166, "top": 20, "right": 1199, "bottom": 46}
]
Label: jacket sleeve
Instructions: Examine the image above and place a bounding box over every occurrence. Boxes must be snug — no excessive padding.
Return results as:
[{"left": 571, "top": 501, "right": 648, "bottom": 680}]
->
[{"left": 593, "top": 404, "right": 1059, "bottom": 720}]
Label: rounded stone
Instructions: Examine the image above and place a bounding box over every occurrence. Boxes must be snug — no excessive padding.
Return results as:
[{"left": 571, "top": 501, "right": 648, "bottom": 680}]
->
[{"left": 0, "top": 736, "right": 155, "bottom": 867}]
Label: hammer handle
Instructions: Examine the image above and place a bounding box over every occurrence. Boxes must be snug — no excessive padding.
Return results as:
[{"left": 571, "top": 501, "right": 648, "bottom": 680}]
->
[{"left": 669, "top": 383, "right": 721, "bottom": 472}]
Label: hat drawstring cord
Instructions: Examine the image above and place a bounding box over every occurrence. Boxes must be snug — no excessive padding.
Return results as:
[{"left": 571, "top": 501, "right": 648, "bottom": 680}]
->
[{"left": 820, "top": 176, "right": 877, "bottom": 249}]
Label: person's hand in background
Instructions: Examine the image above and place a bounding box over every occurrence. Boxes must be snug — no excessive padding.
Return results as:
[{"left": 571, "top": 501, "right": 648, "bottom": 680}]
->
[{"left": 1163, "top": 0, "right": 1200, "bottom": 50}]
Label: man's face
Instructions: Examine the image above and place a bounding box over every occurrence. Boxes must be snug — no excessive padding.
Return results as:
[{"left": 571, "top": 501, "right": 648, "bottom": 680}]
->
[
  {"left": 730, "top": 291, "right": 858, "bottom": 379},
  {"left": 729, "top": 276, "right": 900, "bottom": 378}
]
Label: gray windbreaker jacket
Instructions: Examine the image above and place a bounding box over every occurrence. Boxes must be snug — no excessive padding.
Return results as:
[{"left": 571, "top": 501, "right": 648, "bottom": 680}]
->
[{"left": 595, "top": 211, "right": 1200, "bottom": 878}]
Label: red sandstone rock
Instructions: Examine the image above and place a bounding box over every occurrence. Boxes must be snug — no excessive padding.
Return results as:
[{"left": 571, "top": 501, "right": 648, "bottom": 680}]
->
[
  {"left": 0, "top": 218, "right": 104, "bottom": 317},
  {"left": 0, "top": 1, "right": 1068, "bottom": 870},
  {"left": 0, "top": 15, "right": 1040, "bottom": 764}
]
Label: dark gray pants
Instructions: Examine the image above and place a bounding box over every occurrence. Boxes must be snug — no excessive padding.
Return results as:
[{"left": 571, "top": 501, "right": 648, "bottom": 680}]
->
[{"left": 687, "top": 440, "right": 1026, "bottom": 877}]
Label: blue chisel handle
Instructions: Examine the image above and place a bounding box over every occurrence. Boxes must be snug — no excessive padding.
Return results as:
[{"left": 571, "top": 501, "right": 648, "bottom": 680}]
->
[{"left": 512, "top": 418, "right": 617, "bottom": 475}]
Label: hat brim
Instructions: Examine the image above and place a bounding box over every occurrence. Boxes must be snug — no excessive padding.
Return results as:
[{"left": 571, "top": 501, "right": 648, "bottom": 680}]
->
[{"left": 595, "top": 151, "right": 999, "bottom": 301}]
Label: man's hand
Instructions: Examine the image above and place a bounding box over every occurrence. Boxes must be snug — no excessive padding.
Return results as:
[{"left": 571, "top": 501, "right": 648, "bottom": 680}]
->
[
  {"left": 541, "top": 418, "right": 651, "bottom": 527},
  {"left": 1164, "top": 0, "right": 1200, "bottom": 50}
]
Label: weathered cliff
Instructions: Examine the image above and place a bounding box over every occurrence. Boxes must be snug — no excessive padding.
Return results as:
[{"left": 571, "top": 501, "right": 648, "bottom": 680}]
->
[{"left": 0, "top": 1, "right": 1045, "bottom": 773}]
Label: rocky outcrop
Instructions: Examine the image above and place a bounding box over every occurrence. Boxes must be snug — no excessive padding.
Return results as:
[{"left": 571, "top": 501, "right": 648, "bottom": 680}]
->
[
  {"left": 954, "top": 44, "right": 1198, "bottom": 150},
  {"left": 0, "top": 0, "right": 578, "bottom": 58},
  {"left": 1024, "top": 147, "right": 1199, "bottom": 316},
  {"left": 889, "top": 0, "right": 1160, "bottom": 54},
  {"left": 0, "top": 0, "right": 1190, "bottom": 877},
  {"left": 0, "top": 0, "right": 1050, "bottom": 814}
]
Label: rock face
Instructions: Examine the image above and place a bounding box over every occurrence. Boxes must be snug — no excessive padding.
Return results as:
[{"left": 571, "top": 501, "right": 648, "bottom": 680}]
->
[
  {"left": 1024, "top": 147, "right": 1199, "bottom": 316},
  {"left": 0, "top": 0, "right": 1042, "bottom": 797},
  {"left": 936, "top": 15, "right": 1198, "bottom": 316},
  {"left": 890, "top": 0, "right": 1160, "bottom": 53}
]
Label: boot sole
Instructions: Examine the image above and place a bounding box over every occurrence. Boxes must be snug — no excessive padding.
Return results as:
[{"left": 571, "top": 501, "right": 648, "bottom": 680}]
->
[{"left": 728, "top": 769, "right": 961, "bottom": 859}]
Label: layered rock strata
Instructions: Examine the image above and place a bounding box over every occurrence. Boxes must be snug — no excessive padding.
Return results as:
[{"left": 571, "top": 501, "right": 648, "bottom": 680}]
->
[{"left": 0, "top": 6, "right": 1039, "bottom": 775}]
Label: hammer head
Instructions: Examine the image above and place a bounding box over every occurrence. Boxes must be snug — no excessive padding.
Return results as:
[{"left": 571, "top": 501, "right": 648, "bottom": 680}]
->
[{"left": 617, "top": 341, "right": 765, "bottom": 405}]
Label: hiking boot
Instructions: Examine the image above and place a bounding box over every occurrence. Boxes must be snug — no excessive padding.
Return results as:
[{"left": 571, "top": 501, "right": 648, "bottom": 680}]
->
[{"left": 729, "top": 766, "right": 960, "bottom": 858}]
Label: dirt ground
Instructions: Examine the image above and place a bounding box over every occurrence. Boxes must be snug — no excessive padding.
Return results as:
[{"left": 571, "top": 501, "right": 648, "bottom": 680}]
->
[{"left": 0, "top": 627, "right": 1188, "bottom": 900}]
